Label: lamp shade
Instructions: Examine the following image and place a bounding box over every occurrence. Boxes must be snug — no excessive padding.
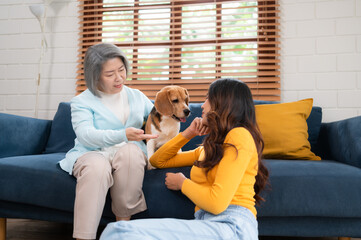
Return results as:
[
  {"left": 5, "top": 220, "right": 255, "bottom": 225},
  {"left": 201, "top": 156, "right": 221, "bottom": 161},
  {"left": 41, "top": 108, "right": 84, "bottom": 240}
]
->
[{"left": 29, "top": 4, "right": 44, "bottom": 22}]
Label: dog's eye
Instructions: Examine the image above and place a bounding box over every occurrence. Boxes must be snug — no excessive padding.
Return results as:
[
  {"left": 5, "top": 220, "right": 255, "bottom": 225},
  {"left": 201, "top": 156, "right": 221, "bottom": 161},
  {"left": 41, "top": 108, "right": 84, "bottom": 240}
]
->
[{"left": 172, "top": 99, "right": 179, "bottom": 103}]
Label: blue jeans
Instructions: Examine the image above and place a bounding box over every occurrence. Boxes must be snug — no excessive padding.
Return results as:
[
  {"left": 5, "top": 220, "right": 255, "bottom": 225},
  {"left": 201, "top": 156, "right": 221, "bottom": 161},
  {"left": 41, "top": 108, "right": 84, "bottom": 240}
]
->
[{"left": 100, "top": 205, "right": 258, "bottom": 240}]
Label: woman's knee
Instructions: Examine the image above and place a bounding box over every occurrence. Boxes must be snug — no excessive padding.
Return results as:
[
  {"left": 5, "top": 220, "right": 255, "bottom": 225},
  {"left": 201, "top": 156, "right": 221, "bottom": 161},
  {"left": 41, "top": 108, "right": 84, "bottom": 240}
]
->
[
  {"left": 112, "top": 144, "right": 146, "bottom": 169},
  {"left": 100, "top": 221, "right": 143, "bottom": 240},
  {"left": 101, "top": 222, "right": 129, "bottom": 239},
  {"left": 75, "top": 154, "right": 112, "bottom": 183},
  {"left": 118, "top": 143, "right": 142, "bottom": 157}
]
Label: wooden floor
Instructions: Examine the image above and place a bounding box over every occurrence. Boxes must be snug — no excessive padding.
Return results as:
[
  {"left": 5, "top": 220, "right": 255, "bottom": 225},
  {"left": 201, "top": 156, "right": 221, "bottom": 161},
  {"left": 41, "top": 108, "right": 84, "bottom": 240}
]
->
[
  {"left": 6, "top": 219, "right": 104, "bottom": 240},
  {"left": 4, "top": 218, "right": 361, "bottom": 240}
]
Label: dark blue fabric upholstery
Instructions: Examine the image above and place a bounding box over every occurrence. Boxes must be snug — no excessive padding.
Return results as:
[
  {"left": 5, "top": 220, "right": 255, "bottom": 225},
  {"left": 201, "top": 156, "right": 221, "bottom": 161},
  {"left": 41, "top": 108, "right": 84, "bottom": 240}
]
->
[
  {"left": 258, "top": 159, "right": 361, "bottom": 218},
  {"left": 0, "top": 152, "right": 194, "bottom": 220},
  {"left": 180, "top": 103, "right": 204, "bottom": 151},
  {"left": 259, "top": 217, "right": 361, "bottom": 237},
  {"left": 0, "top": 153, "right": 75, "bottom": 212},
  {"left": 307, "top": 106, "right": 322, "bottom": 151},
  {"left": 44, "top": 102, "right": 76, "bottom": 153},
  {"left": 2, "top": 151, "right": 360, "bottom": 223},
  {"left": 135, "top": 167, "right": 194, "bottom": 220},
  {"left": 0, "top": 200, "right": 76, "bottom": 224},
  {"left": 1, "top": 101, "right": 361, "bottom": 238},
  {"left": 317, "top": 115, "right": 361, "bottom": 168},
  {"left": 0, "top": 113, "right": 51, "bottom": 158}
]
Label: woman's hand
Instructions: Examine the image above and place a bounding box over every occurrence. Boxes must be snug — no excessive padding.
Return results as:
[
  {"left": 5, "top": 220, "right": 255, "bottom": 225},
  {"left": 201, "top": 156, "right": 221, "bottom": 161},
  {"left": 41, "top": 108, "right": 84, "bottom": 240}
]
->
[
  {"left": 181, "top": 117, "right": 209, "bottom": 139},
  {"left": 165, "top": 172, "right": 187, "bottom": 190},
  {"left": 126, "top": 127, "right": 158, "bottom": 141}
]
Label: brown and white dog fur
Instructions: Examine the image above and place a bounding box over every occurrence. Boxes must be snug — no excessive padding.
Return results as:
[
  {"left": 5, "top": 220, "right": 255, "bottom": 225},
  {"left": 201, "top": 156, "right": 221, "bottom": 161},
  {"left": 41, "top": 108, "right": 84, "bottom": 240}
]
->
[{"left": 145, "top": 86, "right": 190, "bottom": 169}]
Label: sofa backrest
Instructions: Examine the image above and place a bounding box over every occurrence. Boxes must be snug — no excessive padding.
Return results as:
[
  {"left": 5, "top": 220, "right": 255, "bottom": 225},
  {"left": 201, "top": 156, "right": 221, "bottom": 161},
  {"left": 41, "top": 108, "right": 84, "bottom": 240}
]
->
[
  {"left": 0, "top": 113, "right": 51, "bottom": 158},
  {"left": 181, "top": 101, "right": 322, "bottom": 152},
  {"left": 44, "top": 101, "right": 322, "bottom": 153},
  {"left": 43, "top": 102, "right": 76, "bottom": 154}
]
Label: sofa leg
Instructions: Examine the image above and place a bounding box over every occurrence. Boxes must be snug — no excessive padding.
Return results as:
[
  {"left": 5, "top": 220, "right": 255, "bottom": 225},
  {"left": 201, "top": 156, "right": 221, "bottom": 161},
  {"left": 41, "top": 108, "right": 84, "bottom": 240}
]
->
[
  {"left": 0, "top": 218, "right": 6, "bottom": 240},
  {"left": 338, "top": 238, "right": 351, "bottom": 240}
]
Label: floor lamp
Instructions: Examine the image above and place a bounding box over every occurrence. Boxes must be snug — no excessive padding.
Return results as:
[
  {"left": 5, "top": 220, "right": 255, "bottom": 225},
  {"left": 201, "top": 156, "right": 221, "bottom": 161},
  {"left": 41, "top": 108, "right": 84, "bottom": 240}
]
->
[{"left": 29, "top": 0, "right": 53, "bottom": 118}]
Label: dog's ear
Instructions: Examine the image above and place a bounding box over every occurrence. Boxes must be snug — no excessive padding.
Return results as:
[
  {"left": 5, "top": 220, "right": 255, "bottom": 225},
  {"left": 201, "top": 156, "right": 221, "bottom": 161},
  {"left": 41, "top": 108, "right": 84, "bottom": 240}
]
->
[
  {"left": 184, "top": 88, "right": 189, "bottom": 105},
  {"left": 154, "top": 89, "right": 173, "bottom": 116}
]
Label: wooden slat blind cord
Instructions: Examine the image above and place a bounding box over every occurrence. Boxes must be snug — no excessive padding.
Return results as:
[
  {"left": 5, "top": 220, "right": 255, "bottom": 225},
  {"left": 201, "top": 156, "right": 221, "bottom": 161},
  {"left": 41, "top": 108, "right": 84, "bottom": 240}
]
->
[{"left": 77, "top": 0, "right": 280, "bottom": 102}]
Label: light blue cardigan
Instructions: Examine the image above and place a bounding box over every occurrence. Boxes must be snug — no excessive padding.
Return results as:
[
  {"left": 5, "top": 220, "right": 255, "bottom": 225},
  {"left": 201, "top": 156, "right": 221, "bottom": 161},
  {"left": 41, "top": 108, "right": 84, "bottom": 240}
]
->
[{"left": 59, "top": 87, "right": 153, "bottom": 175}]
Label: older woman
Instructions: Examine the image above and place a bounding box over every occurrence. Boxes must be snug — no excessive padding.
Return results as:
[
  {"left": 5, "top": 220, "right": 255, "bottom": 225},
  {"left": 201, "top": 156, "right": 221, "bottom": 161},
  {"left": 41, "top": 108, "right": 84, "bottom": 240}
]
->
[{"left": 59, "top": 43, "right": 158, "bottom": 240}]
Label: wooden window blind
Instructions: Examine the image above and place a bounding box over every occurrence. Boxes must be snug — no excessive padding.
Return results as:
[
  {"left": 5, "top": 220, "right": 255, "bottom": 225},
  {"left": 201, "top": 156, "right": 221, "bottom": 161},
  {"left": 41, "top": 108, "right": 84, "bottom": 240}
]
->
[{"left": 77, "top": 0, "right": 280, "bottom": 102}]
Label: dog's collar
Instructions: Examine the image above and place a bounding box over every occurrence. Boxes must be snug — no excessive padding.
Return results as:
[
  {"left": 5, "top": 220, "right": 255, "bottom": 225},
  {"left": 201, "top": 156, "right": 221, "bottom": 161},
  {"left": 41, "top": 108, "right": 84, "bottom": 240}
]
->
[{"left": 172, "top": 114, "right": 181, "bottom": 122}]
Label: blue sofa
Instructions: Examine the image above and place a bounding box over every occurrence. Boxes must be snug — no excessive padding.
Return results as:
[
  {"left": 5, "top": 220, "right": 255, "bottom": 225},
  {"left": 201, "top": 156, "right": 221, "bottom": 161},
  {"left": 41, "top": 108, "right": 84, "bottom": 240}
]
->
[{"left": 1, "top": 101, "right": 361, "bottom": 239}]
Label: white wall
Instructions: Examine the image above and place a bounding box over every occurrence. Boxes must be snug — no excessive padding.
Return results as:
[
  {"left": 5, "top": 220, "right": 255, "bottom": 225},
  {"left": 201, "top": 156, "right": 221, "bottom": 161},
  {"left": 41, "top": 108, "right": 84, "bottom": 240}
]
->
[
  {"left": 0, "top": 0, "right": 78, "bottom": 119},
  {"left": 281, "top": 0, "right": 361, "bottom": 122},
  {"left": 0, "top": 0, "right": 360, "bottom": 122}
]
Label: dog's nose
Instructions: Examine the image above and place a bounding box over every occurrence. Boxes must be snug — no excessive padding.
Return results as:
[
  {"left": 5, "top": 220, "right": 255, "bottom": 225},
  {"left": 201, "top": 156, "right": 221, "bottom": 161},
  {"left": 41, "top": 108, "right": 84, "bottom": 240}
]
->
[{"left": 183, "top": 109, "right": 191, "bottom": 116}]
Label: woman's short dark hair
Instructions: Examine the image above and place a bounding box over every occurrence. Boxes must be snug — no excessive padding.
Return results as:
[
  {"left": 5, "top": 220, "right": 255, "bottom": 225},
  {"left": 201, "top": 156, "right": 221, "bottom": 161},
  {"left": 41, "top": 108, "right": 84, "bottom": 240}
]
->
[{"left": 83, "top": 43, "right": 130, "bottom": 97}]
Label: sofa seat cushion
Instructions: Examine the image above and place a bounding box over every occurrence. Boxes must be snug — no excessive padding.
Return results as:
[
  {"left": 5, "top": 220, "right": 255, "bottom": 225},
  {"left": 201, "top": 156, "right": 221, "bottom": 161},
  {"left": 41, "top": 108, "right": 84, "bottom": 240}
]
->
[
  {"left": 0, "top": 153, "right": 76, "bottom": 212},
  {"left": 258, "top": 159, "right": 361, "bottom": 218},
  {"left": 0, "top": 153, "right": 195, "bottom": 220}
]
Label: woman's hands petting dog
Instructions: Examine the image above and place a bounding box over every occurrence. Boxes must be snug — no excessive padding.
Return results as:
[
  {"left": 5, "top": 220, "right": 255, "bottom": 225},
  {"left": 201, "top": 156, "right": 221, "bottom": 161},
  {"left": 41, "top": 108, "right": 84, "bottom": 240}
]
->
[
  {"left": 165, "top": 172, "right": 187, "bottom": 191},
  {"left": 182, "top": 117, "right": 209, "bottom": 139},
  {"left": 126, "top": 127, "right": 158, "bottom": 141}
]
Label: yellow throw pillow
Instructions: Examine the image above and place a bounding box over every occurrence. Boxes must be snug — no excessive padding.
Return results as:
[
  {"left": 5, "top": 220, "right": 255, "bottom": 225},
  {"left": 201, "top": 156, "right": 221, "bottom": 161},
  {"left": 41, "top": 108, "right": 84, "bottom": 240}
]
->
[{"left": 255, "top": 98, "right": 321, "bottom": 160}]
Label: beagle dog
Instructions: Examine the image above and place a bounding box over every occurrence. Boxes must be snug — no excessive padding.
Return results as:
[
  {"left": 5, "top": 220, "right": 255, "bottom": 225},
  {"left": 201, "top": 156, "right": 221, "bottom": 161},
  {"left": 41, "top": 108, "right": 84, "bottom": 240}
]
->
[{"left": 145, "top": 86, "right": 191, "bottom": 169}]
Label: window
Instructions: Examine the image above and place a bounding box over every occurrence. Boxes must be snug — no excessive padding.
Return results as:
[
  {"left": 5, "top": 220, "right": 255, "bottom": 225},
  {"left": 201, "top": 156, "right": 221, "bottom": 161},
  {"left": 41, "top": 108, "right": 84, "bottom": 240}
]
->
[{"left": 77, "top": 0, "right": 280, "bottom": 102}]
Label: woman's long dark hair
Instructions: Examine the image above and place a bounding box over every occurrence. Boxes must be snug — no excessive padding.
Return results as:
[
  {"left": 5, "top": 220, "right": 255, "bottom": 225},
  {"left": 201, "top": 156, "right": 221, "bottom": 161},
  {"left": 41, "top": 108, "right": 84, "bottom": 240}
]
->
[{"left": 194, "top": 78, "right": 269, "bottom": 204}]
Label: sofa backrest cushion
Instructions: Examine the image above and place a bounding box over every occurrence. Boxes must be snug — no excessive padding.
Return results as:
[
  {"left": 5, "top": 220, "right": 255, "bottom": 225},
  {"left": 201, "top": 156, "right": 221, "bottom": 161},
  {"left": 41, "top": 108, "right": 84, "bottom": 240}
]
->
[
  {"left": 181, "top": 100, "right": 322, "bottom": 153},
  {"left": 44, "top": 100, "right": 322, "bottom": 155},
  {"left": 43, "top": 102, "right": 76, "bottom": 153},
  {"left": 307, "top": 106, "right": 322, "bottom": 150},
  {"left": 255, "top": 100, "right": 322, "bottom": 151},
  {"left": 0, "top": 113, "right": 51, "bottom": 158},
  {"left": 317, "top": 115, "right": 361, "bottom": 168},
  {"left": 255, "top": 98, "right": 320, "bottom": 160}
]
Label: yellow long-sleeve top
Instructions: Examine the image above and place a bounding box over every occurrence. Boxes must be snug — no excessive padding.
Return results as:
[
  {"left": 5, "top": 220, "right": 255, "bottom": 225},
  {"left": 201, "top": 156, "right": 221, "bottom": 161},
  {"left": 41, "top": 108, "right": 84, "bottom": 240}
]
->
[{"left": 149, "top": 127, "right": 259, "bottom": 218}]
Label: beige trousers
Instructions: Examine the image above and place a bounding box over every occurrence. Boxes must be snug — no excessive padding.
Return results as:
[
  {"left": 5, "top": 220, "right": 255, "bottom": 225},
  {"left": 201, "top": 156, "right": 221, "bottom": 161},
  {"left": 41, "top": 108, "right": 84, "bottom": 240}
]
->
[{"left": 72, "top": 143, "right": 148, "bottom": 239}]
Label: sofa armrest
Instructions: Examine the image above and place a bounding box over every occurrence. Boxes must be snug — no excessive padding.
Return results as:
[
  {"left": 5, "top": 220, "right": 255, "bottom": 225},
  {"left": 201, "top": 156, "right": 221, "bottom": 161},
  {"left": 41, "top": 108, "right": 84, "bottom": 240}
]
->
[
  {"left": 0, "top": 113, "right": 51, "bottom": 158},
  {"left": 316, "top": 115, "right": 361, "bottom": 168}
]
